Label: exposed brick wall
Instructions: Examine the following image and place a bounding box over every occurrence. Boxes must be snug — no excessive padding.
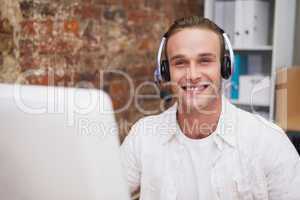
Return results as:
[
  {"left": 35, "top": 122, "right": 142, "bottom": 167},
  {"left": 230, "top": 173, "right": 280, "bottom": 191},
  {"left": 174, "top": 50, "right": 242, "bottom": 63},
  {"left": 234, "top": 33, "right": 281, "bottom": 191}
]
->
[{"left": 0, "top": 0, "right": 203, "bottom": 141}]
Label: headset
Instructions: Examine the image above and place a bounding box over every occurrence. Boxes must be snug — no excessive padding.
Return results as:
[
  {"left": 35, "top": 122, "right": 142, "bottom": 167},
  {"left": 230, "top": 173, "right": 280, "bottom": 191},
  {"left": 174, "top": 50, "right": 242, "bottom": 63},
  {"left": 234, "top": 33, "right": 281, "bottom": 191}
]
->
[{"left": 154, "top": 28, "right": 235, "bottom": 82}]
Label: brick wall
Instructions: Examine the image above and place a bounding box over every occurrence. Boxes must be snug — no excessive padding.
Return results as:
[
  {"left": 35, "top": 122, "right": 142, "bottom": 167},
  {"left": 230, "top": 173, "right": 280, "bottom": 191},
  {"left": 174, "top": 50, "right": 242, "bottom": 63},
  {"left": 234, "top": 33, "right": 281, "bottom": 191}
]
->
[{"left": 0, "top": 0, "right": 203, "bottom": 141}]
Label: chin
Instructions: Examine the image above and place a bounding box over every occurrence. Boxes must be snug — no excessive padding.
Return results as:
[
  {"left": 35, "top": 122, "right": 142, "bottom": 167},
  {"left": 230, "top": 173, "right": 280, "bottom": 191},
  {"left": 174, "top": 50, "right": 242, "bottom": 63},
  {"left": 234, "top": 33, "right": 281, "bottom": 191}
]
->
[{"left": 179, "top": 94, "right": 217, "bottom": 114}]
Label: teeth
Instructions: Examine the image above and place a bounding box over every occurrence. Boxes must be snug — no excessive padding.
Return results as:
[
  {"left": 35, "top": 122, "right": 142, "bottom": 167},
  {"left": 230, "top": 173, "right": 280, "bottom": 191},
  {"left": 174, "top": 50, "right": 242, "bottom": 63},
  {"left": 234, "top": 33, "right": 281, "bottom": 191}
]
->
[
  {"left": 187, "top": 86, "right": 204, "bottom": 91},
  {"left": 183, "top": 85, "right": 207, "bottom": 91}
]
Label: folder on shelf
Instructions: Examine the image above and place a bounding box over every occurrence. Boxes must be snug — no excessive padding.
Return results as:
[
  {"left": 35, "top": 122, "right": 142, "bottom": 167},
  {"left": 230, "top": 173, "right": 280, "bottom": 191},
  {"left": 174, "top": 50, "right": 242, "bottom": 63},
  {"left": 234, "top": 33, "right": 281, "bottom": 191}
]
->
[
  {"left": 214, "top": 1, "right": 225, "bottom": 29},
  {"left": 214, "top": 0, "right": 235, "bottom": 43},
  {"left": 238, "top": 75, "right": 270, "bottom": 106},
  {"left": 234, "top": 0, "right": 244, "bottom": 47},
  {"left": 248, "top": 54, "right": 264, "bottom": 74},
  {"left": 223, "top": 0, "right": 236, "bottom": 42},
  {"left": 215, "top": 0, "right": 270, "bottom": 47},
  {"left": 242, "top": 0, "right": 270, "bottom": 47},
  {"left": 230, "top": 54, "right": 247, "bottom": 100}
]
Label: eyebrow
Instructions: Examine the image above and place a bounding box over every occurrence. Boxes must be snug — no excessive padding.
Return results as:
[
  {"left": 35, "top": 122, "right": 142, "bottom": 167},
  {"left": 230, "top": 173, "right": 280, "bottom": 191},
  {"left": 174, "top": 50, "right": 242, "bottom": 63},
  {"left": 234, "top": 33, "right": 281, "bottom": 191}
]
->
[
  {"left": 169, "top": 55, "right": 185, "bottom": 62},
  {"left": 169, "top": 53, "right": 217, "bottom": 62},
  {"left": 198, "top": 53, "right": 217, "bottom": 58}
]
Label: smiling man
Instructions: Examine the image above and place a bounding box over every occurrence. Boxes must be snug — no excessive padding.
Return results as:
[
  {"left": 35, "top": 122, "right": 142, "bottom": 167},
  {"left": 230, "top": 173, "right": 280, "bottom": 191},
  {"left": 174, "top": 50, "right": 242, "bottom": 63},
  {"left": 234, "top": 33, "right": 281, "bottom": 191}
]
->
[
  {"left": 121, "top": 16, "right": 300, "bottom": 200},
  {"left": 167, "top": 24, "right": 222, "bottom": 140}
]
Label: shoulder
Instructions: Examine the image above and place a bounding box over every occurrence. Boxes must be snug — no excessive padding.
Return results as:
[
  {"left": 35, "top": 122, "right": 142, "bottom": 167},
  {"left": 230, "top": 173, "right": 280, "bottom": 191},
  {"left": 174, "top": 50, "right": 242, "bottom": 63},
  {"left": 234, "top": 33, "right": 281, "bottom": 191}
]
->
[
  {"left": 136, "top": 103, "right": 176, "bottom": 124},
  {"left": 234, "top": 105, "right": 285, "bottom": 139},
  {"left": 122, "top": 103, "right": 177, "bottom": 145},
  {"left": 227, "top": 104, "right": 300, "bottom": 171},
  {"left": 230, "top": 104, "right": 298, "bottom": 159}
]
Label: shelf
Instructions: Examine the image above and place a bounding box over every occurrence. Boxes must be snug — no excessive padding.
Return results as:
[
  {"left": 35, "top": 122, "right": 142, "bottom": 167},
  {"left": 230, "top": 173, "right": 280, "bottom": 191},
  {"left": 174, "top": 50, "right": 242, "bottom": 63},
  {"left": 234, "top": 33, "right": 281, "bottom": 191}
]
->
[
  {"left": 230, "top": 99, "right": 270, "bottom": 107},
  {"left": 205, "top": 0, "right": 297, "bottom": 121},
  {"left": 227, "top": 45, "right": 273, "bottom": 51}
]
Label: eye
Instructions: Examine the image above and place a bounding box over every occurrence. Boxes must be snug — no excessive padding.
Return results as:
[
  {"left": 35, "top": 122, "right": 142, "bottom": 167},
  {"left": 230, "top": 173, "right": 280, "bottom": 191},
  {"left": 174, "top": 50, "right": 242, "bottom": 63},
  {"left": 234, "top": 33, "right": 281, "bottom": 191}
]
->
[
  {"left": 199, "top": 57, "right": 214, "bottom": 65},
  {"left": 173, "top": 59, "right": 187, "bottom": 68}
]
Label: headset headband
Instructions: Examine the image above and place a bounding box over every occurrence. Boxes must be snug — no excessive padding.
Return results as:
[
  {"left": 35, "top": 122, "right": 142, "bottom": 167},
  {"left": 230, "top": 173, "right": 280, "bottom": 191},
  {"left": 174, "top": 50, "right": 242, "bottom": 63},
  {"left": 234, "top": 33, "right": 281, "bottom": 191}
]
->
[
  {"left": 154, "top": 30, "right": 235, "bottom": 82},
  {"left": 155, "top": 37, "right": 167, "bottom": 82},
  {"left": 222, "top": 32, "right": 235, "bottom": 74}
]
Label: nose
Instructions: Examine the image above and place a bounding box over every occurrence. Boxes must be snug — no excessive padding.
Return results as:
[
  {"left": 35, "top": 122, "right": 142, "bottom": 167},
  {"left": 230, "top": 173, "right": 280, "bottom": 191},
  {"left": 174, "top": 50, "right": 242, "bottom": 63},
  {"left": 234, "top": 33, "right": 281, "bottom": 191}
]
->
[{"left": 186, "top": 61, "right": 201, "bottom": 82}]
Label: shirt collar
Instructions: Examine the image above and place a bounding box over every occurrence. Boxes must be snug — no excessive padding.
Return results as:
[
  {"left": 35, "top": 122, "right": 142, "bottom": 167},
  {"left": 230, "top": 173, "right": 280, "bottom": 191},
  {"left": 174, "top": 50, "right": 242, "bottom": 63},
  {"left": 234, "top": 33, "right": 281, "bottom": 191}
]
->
[{"left": 161, "top": 96, "right": 237, "bottom": 150}]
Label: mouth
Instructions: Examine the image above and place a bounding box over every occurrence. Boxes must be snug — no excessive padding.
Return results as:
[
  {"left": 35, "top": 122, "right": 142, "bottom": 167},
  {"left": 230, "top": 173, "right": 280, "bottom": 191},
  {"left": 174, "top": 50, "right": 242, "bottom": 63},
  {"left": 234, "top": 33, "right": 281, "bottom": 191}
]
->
[{"left": 181, "top": 83, "right": 210, "bottom": 94}]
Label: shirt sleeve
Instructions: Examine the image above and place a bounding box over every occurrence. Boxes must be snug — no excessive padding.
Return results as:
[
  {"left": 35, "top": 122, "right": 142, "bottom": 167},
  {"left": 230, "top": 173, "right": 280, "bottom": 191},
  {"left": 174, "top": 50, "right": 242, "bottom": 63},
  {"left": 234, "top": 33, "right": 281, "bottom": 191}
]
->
[
  {"left": 120, "top": 123, "right": 142, "bottom": 194},
  {"left": 264, "top": 129, "right": 300, "bottom": 200}
]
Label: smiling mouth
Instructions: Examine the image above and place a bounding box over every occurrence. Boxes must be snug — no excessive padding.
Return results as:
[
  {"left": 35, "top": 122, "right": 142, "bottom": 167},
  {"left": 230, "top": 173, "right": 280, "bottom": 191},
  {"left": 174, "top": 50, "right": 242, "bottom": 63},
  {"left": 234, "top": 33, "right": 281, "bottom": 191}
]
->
[{"left": 181, "top": 84, "right": 209, "bottom": 93}]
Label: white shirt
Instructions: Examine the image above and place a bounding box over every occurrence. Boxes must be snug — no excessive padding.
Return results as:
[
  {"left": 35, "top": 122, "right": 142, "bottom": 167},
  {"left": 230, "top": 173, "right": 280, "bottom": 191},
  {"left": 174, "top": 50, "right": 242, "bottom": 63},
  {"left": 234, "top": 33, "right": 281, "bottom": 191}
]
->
[
  {"left": 120, "top": 97, "right": 300, "bottom": 200},
  {"left": 176, "top": 122, "right": 218, "bottom": 200},
  {"left": 177, "top": 123, "right": 218, "bottom": 200}
]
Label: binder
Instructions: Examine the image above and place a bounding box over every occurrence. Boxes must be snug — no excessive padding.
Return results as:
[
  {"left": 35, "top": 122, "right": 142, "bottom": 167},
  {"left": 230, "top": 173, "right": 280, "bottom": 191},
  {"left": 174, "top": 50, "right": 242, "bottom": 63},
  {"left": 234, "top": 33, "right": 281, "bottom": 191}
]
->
[
  {"left": 248, "top": 54, "right": 264, "bottom": 74},
  {"left": 216, "top": 0, "right": 270, "bottom": 47},
  {"left": 242, "top": 0, "right": 270, "bottom": 47},
  {"left": 214, "top": 1, "right": 225, "bottom": 29},
  {"left": 234, "top": 0, "right": 244, "bottom": 47},
  {"left": 214, "top": 0, "right": 236, "bottom": 43},
  {"left": 223, "top": 0, "right": 236, "bottom": 43},
  {"left": 239, "top": 75, "right": 270, "bottom": 106},
  {"left": 231, "top": 54, "right": 247, "bottom": 100}
]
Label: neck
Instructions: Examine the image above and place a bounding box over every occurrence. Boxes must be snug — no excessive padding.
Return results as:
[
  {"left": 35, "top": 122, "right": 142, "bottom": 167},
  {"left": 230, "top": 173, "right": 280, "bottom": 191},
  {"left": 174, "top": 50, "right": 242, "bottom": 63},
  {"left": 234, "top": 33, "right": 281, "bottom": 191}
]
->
[{"left": 177, "top": 96, "right": 222, "bottom": 139}]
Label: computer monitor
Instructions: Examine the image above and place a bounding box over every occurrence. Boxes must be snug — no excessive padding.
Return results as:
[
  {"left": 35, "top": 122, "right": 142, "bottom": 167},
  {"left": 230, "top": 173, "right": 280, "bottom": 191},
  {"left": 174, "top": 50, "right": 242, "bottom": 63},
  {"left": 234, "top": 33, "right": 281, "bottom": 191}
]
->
[{"left": 0, "top": 84, "right": 130, "bottom": 200}]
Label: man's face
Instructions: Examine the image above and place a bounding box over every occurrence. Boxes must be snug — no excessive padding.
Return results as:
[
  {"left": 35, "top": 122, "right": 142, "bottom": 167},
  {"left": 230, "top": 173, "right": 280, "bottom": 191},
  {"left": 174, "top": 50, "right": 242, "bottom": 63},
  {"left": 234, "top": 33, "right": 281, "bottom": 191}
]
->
[{"left": 166, "top": 28, "right": 222, "bottom": 112}]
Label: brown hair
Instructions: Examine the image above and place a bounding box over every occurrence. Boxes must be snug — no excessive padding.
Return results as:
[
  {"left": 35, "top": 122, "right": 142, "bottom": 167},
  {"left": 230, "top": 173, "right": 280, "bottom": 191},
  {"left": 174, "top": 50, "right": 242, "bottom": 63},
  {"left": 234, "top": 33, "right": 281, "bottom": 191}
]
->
[{"left": 164, "top": 16, "right": 225, "bottom": 62}]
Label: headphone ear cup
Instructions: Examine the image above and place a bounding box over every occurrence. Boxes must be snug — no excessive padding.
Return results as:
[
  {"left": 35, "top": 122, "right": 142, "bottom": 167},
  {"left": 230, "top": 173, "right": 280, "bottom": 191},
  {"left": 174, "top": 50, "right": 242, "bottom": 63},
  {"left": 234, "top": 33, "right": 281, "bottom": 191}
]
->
[
  {"left": 221, "top": 55, "right": 232, "bottom": 80},
  {"left": 161, "top": 60, "right": 170, "bottom": 81}
]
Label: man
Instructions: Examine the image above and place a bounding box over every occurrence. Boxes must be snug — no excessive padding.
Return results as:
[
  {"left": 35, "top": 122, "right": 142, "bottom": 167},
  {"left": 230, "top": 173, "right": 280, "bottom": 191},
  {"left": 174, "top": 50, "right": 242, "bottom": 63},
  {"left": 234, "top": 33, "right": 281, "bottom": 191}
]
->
[{"left": 121, "top": 16, "right": 300, "bottom": 200}]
